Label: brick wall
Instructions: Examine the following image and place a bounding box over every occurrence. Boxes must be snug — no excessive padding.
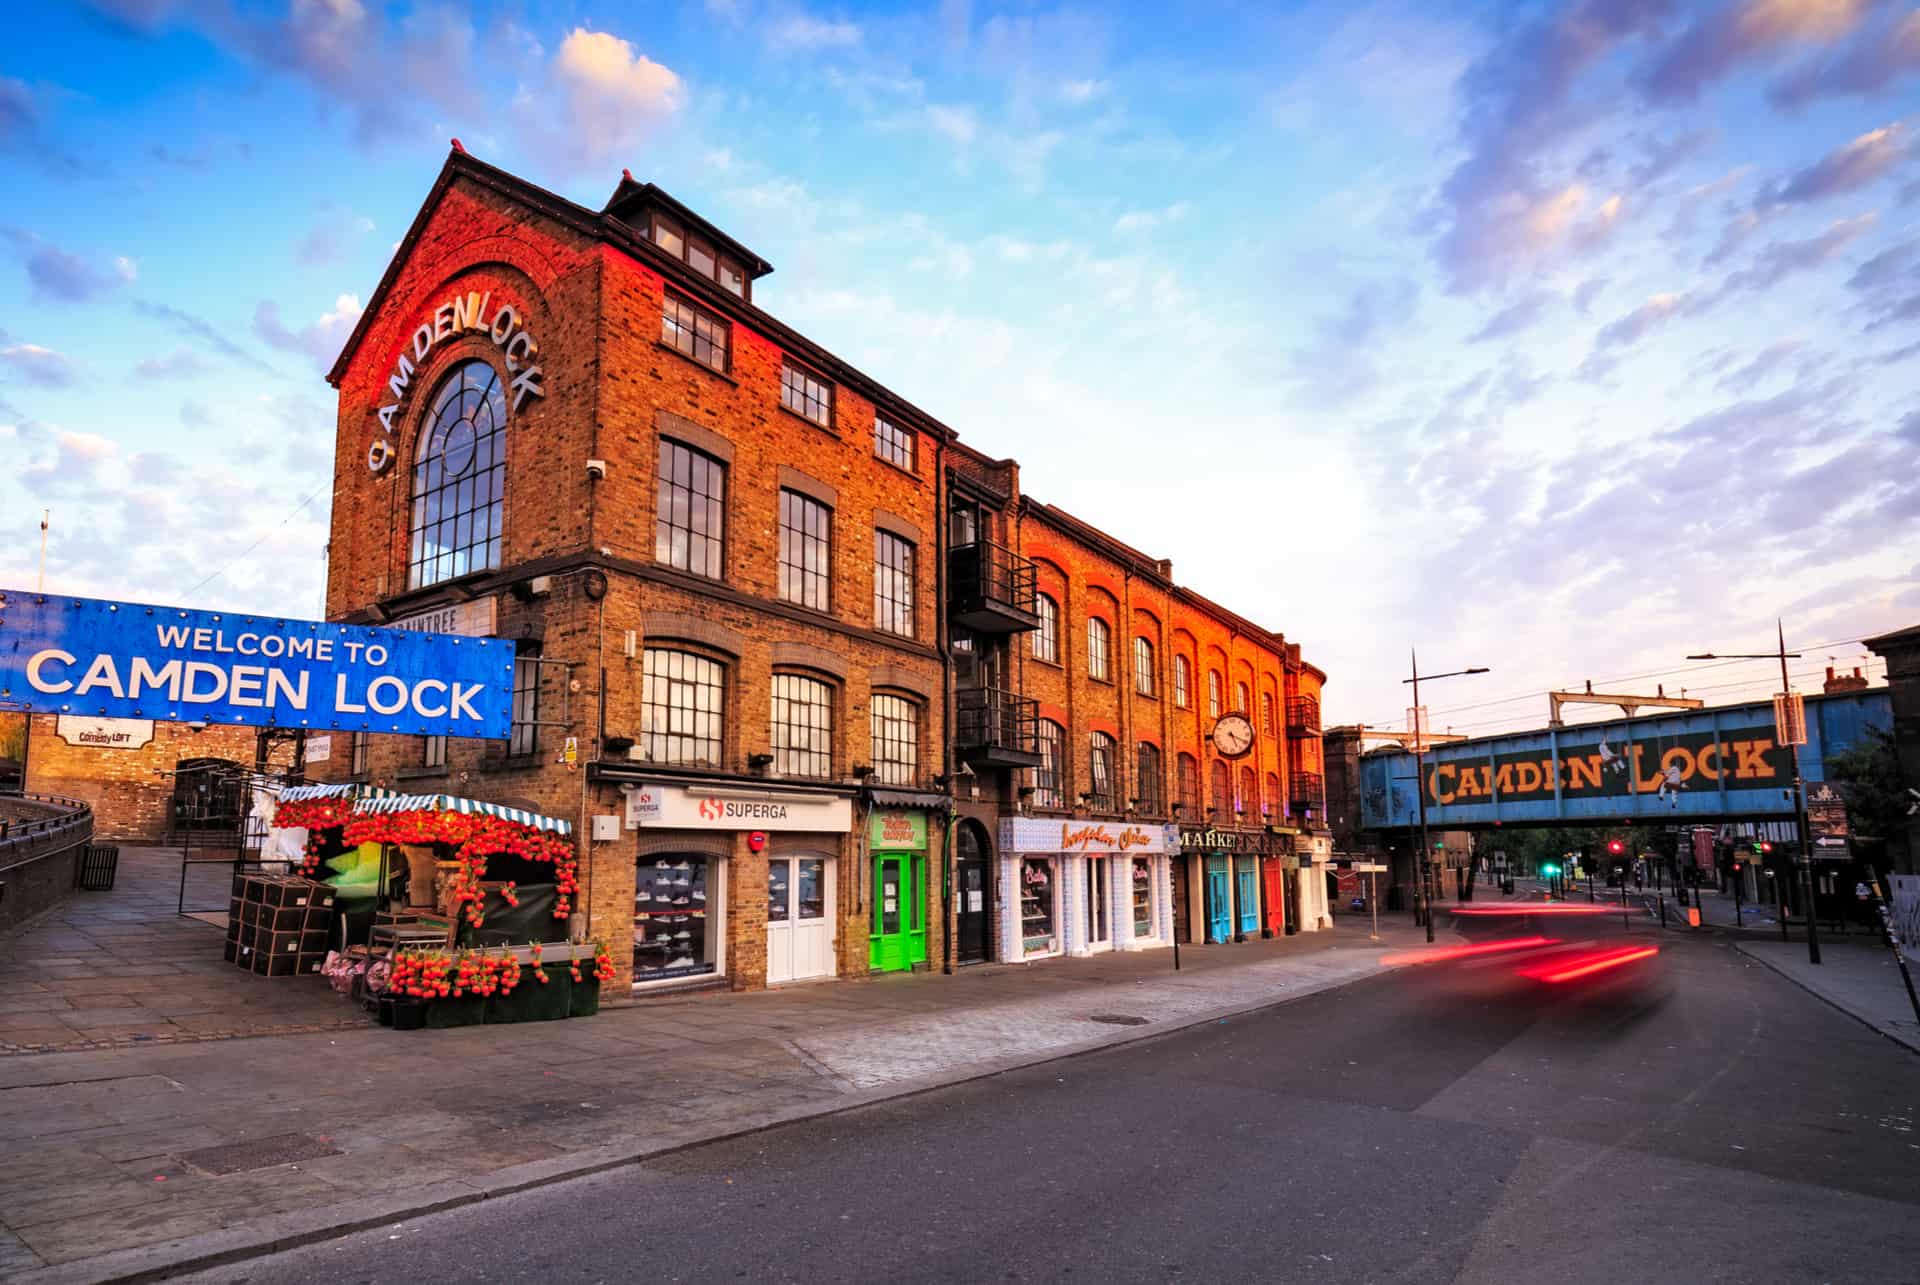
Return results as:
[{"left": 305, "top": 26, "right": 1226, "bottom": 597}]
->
[{"left": 22, "top": 715, "right": 261, "bottom": 842}]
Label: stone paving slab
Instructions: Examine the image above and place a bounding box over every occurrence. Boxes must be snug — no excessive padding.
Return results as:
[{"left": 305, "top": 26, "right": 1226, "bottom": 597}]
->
[
  {"left": 1735, "top": 939, "right": 1920, "bottom": 1054},
  {"left": 0, "top": 918, "right": 1444, "bottom": 1283}
]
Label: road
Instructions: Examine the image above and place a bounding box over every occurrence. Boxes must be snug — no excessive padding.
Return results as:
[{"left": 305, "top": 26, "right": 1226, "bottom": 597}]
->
[{"left": 193, "top": 933, "right": 1919, "bottom": 1285}]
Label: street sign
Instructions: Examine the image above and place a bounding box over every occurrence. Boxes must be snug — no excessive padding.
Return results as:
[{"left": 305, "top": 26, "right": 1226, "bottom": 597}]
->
[
  {"left": 1352, "top": 862, "right": 1387, "bottom": 872},
  {"left": 0, "top": 589, "right": 516, "bottom": 738}
]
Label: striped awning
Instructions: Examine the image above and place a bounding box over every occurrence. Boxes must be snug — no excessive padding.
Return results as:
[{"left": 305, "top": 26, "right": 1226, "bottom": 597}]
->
[
  {"left": 276, "top": 783, "right": 401, "bottom": 803},
  {"left": 352, "top": 791, "right": 572, "bottom": 836}
]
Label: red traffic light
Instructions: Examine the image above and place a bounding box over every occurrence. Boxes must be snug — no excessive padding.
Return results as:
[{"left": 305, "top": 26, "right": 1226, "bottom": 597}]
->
[
  {"left": 1732, "top": 862, "right": 1742, "bottom": 872},
  {"left": 1607, "top": 839, "right": 1624, "bottom": 854},
  {"left": 1760, "top": 842, "right": 1773, "bottom": 853}
]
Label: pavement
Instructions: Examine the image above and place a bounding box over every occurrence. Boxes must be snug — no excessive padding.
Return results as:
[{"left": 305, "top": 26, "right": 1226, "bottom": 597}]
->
[
  {"left": 176, "top": 931, "right": 1920, "bottom": 1285},
  {"left": 0, "top": 867, "right": 1438, "bottom": 1285},
  {"left": 1736, "top": 938, "right": 1920, "bottom": 1053}
]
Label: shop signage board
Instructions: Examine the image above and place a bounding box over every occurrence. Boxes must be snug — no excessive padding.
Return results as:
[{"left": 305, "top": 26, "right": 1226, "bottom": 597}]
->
[
  {"left": 53, "top": 714, "right": 154, "bottom": 749},
  {"left": 306, "top": 734, "right": 332, "bottom": 764},
  {"left": 869, "top": 809, "right": 928, "bottom": 851},
  {"left": 0, "top": 589, "right": 515, "bottom": 739},
  {"left": 387, "top": 598, "right": 498, "bottom": 638},
  {"left": 1001, "top": 817, "right": 1178, "bottom": 854},
  {"left": 1177, "top": 824, "right": 1276, "bottom": 856},
  {"left": 624, "top": 781, "right": 853, "bottom": 833}
]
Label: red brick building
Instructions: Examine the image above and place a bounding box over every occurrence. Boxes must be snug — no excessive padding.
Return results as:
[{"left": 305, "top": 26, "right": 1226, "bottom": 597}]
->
[{"left": 314, "top": 145, "right": 1329, "bottom": 992}]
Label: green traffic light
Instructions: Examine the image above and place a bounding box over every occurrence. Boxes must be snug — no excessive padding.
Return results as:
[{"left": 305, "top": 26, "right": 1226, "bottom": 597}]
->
[{"left": 1542, "top": 863, "right": 1560, "bottom": 876}]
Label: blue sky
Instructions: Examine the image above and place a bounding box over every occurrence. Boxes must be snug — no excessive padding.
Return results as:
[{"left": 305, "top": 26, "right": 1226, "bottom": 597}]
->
[{"left": 3, "top": 0, "right": 1917, "bottom": 734}]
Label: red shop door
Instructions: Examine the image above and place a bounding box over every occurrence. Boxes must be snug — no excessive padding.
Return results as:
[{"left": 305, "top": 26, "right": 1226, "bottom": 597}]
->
[{"left": 1262, "top": 860, "right": 1288, "bottom": 936}]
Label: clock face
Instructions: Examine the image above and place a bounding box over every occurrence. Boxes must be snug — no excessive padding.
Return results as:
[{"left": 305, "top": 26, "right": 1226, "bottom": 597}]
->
[{"left": 1212, "top": 713, "right": 1255, "bottom": 759}]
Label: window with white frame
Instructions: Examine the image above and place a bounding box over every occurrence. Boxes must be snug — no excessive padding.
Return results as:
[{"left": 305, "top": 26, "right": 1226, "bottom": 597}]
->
[
  {"left": 1032, "top": 593, "right": 1060, "bottom": 663},
  {"left": 656, "top": 439, "right": 725, "bottom": 579},
  {"left": 641, "top": 648, "right": 725, "bottom": 766},
  {"left": 770, "top": 673, "right": 833, "bottom": 778},
  {"left": 1088, "top": 617, "right": 1111, "bottom": 682},
  {"left": 1208, "top": 670, "right": 1222, "bottom": 719}
]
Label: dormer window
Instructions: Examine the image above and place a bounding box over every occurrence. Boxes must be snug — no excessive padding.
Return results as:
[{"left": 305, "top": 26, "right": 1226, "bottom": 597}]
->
[
  {"left": 719, "top": 258, "right": 745, "bottom": 297},
  {"left": 688, "top": 236, "right": 715, "bottom": 277},
  {"left": 652, "top": 215, "right": 684, "bottom": 258}
]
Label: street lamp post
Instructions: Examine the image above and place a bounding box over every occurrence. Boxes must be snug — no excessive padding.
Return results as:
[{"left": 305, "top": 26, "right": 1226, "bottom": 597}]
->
[
  {"left": 1405, "top": 652, "right": 1490, "bottom": 943},
  {"left": 1687, "top": 620, "right": 1821, "bottom": 966}
]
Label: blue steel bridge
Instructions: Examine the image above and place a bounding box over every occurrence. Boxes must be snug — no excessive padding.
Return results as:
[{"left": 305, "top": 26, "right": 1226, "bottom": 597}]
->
[{"left": 1358, "top": 688, "right": 1891, "bottom": 832}]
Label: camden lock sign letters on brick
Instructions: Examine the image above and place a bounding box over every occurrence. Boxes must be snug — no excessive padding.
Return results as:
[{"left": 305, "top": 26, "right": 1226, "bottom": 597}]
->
[{"left": 366, "top": 291, "right": 547, "bottom": 474}]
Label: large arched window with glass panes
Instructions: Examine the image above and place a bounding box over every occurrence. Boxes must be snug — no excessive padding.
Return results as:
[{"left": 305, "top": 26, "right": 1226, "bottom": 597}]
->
[{"left": 409, "top": 360, "right": 507, "bottom": 589}]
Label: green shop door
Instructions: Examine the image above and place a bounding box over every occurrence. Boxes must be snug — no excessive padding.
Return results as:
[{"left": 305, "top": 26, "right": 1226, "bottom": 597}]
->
[{"left": 870, "top": 853, "right": 926, "bottom": 973}]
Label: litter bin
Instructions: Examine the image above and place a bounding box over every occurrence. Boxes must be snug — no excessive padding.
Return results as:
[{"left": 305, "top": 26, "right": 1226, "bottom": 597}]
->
[{"left": 75, "top": 844, "right": 120, "bottom": 891}]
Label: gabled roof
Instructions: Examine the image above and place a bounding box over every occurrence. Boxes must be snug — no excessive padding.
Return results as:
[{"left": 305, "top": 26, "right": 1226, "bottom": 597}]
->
[{"left": 601, "top": 174, "right": 773, "bottom": 278}]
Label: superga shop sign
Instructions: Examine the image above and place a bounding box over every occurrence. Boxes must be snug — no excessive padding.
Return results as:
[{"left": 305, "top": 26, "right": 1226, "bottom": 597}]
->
[
  {"left": 624, "top": 782, "right": 853, "bottom": 833},
  {"left": 367, "top": 290, "right": 546, "bottom": 474}
]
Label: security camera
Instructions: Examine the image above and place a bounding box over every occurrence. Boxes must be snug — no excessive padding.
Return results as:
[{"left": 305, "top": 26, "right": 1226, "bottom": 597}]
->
[{"left": 585, "top": 458, "right": 608, "bottom": 481}]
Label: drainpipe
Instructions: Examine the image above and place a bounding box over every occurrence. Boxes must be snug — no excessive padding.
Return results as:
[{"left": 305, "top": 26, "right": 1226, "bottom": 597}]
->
[{"left": 937, "top": 434, "right": 953, "bottom": 975}]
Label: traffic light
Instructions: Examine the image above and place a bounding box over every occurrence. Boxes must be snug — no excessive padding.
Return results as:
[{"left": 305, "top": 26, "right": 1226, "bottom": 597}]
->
[
  {"left": 1541, "top": 862, "right": 1560, "bottom": 877},
  {"left": 1607, "top": 839, "right": 1624, "bottom": 855},
  {"left": 1731, "top": 861, "right": 1742, "bottom": 873}
]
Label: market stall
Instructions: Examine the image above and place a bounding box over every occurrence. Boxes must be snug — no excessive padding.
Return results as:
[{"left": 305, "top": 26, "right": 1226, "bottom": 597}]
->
[{"left": 251, "top": 784, "right": 613, "bottom": 1028}]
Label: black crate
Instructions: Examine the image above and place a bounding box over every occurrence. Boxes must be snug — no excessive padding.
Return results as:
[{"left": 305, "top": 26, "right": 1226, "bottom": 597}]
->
[
  {"left": 255, "top": 904, "right": 313, "bottom": 932},
  {"left": 222, "top": 939, "right": 239, "bottom": 963},
  {"left": 259, "top": 951, "right": 324, "bottom": 978}
]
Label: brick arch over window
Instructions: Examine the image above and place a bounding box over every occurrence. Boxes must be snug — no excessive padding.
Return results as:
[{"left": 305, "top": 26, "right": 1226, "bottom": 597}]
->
[
  {"left": 1265, "top": 772, "right": 1282, "bottom": 818},
  {"left": 1209, "top": 760, "right": 1229, "bottom": 816},
  {"left": 344, "top": 250, "right": 562, "bottom": 400},
  {"left": 1238, "top": 766, "right": 1257, "bottom": 816}
]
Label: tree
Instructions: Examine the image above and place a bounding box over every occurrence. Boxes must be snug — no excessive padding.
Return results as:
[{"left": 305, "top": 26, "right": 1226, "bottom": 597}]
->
[{"left": 1827, "top": 727, "right": 1907, "bottom": 868}]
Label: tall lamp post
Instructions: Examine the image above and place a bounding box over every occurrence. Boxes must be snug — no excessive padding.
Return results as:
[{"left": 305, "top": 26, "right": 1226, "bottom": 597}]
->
[
  {"left": 1687, "top": 620, "right": 1820, "bottom": 965},
  {"left": 1405, "top": 652, "right": 1490, "bottom": 943}
]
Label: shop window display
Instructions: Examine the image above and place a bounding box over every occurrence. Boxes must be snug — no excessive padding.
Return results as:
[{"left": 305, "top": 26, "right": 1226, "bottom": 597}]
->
[
  {"left": 1132, "top": 858, "right": 1154, "bottom": 937},
  {"left": 634, "top": 855, "right": 717, "bottom": 982},
  {"left": 1021, "top": 857, "right": 1056, "bottom": 954}
]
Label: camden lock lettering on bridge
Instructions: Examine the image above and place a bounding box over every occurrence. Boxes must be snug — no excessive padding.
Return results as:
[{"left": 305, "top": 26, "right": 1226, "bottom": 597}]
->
[
  {"left": 0, "top": 590, "right": 515, "bottom": 739},
  {"left": 1423, "top": 724, "right": 1792, "bottom": 807},
  {"left": 366, "top": 291, "right": 546, "bottom": 475}
]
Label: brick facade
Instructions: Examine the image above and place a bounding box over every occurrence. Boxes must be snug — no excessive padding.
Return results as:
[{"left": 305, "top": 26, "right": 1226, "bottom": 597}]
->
[{"left": 21, "top": 715, "right": 268, "bottom": 842}]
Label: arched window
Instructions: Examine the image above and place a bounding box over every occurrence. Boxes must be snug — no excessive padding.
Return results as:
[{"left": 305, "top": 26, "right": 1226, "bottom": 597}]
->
[
  {"left": 1033, "top": 594, "right": 1060, "bottom": 663},
  {"left": 1133, "top": 637, "right": 1156, "bottom": 696},
  {"left": 1264, "top": 772, "right": 1281, "bottom": 819},
  {"left": 1087, "top": 617, "right": 1111, "bottom": 682},
  {"left": 1136, "top": 743, "right": 1164, "bottom": 814},
  {"left": 1209, "top": 760, "right": 1229, "bottom": 816},
  {"left": 1173, "top": 655, "right": 1192, "bottom": 708},
  {"left": 1261, "top": 691, "right": 1276, "bottom": 737},
  {"left": 409, "top": 359, "right": 506, "bottom": 589},
  {"left": 1238, "top": 766, "right": 1257, "bottom": 817},
  {"left": 1034, "top": 720, "right": 1067, "bottom": 808},
  {"left": 1177, "top": 753, "right": 1200, "bottom": 814},
  {"left": 641, "top": 648, "right": 725, "bottom": 766},
  {"left": 870, "top": 693, "right": 920, "bottom": 785},
  {"left": 1089, "top": 732, "right": 1116, "bottom": 810},
  {"left": 1236, "top": 680, "right": 1250, "bottom": 715},
  {"left": 1208, "top": 670, "right": 1223, "bottom": 719},
  {"left": 770, "top": 673, "right": 833, "bottom": 778}
]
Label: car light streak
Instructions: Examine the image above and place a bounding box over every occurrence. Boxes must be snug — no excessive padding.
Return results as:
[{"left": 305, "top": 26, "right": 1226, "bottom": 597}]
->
[
  {"left": 1380, "top": 936, "right": 1558, "bottom": 967},
  {"left": 1519, "top": 945, "right": 1660, "bottom": 983},
  {"left": 1449, "top": 904, "right": 1620, "bottom": 916}
]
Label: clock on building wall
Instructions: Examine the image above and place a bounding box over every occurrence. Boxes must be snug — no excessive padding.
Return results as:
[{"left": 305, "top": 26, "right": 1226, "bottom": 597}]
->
[{"left": 1211, "top": 713, "right": 1255, "bottom": 759}]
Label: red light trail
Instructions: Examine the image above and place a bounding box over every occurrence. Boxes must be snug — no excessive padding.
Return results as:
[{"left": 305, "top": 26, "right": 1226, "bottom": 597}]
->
[
  {"left": 1449, "top": 904, "right": 1621, "bottom": 917},
  {"left": 1519, "top": 945, "right": 1661, "bottom": 983},
  {"left": 1380, "top": 935, "right": 1559, "bottom": 967}
]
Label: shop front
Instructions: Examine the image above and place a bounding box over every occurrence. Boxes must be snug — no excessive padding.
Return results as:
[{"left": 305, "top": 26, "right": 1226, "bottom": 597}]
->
[
  {"left": 867, "top": 807, "right": 931, "bottom": 973},
  {"left": 999, "top": 817, "right": 1178, "bottom": 960},
  {"left": 623, "top": 778, "right": 854, "bottom": 989},
  {"left": 1179, "top": 825, "right": 1291, "bottom": 943},
  {"left": 1297, "top": 830, "right": 1335, "bottom": 931}
]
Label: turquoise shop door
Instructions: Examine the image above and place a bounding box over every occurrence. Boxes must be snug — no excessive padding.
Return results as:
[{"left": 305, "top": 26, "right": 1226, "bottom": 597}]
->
[
  {"left": 1205, "top": 857, "right": 1231, "bottom": 943},
  {"left": 1235, "top": 862, "right": 1259, "bottom": 938}
]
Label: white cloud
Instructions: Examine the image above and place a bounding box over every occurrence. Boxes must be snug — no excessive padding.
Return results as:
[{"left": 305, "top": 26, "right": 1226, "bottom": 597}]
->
[
  {"left": 1060, "top": 78, "right": 1107, "bottom": 104},
  {"left": 1113, "top": 201, "right": 1189, "bottom": 234},
  {"left": 765, "top": 13, "right": 863, "bottom": 51},
  {"left": 252, "top": 292, "right": 363, "bottom": 371},
  {"left": 925, "top": 104, "right": 978, "bottom": 146},
  {"left": 0, "top": 341, "right": 78, "bottom": 387},
  {"left": 550, "top": 28, "right": 683, "bottom": 169}
]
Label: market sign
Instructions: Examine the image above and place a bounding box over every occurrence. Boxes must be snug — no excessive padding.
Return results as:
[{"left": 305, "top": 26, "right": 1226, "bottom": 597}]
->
[
  {"left": 869, "top": 809, "right": 928, "bottom": 851},
  {"left": 624, "top": 781, "right": 852, "bottom": 833},
  {"left": 54, "top": 714, "right": 154, "bottom": 750},
  {"left": 368, "top": 292, "right": 546, "bottom": 474},
  {"left": 1001, "top": 817, "right": 1178, "bottom": 854},
  {"left": 1422, "top": 724, "right": 1791, "bottom": 807},
  {"left": 1178, "top": 824, "right": 1277, "bottom": 855},
  {"left": 0, "top": 590, "right": 515, "bottom": 739}
]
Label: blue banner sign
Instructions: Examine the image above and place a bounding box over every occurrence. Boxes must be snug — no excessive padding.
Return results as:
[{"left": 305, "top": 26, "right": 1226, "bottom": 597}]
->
[{"left": 0, "top": 589, "right": 515, "bottom": 739}]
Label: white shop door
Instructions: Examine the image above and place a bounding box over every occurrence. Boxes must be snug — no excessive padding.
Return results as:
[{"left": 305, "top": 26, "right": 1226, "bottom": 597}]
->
[{"left": 766, "top": 856, "right": 834, "bottom": 984}]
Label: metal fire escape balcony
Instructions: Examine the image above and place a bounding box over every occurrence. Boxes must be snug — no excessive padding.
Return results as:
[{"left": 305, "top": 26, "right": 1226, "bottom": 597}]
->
[
  {"left": 947, "top": 540, "right": 1040, "bottom": 634},
  {"left": 1289, "top": 772, "right": 1324, "bottom": 816},
  {"left": 1285, "top": 696, "right": 1321, "bottom": 738},
  {"left": 954, "top": 686, "right": 1044, "bottom": 769}
]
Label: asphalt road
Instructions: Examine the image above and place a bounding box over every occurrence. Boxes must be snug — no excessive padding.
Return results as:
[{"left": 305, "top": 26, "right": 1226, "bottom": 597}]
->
[{"left": 191, "top": 932, "right": 1920, "bottom": 1285}]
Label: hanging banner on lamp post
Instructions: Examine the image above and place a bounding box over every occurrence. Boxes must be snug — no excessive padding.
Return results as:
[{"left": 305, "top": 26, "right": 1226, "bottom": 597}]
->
[{"left": 0, "top": 589, "right": 516, "bottom": 739}]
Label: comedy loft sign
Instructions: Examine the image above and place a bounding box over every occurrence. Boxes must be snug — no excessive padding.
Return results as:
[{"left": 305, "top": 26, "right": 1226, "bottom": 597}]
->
[
  {"left": 1423, "top": 724, "right": 1792, "bottom": 807},
  {"left": 367, "top": 291, "right": 546, "bottom": 474}
]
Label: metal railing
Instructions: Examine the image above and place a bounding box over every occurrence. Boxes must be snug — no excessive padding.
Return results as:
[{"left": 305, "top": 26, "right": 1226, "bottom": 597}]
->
[
  {"left": 954, "top": 686, "right": 1040, "bottom": 755},
  {"left": 1289, "top": 773, "right": 1324, "bottom": 813},
  {"left": 0, "top": 792, "right": 94, "bottom": 867},
  {"left": 947, "top": 540, "right": 1039, "bottom": 629},
  {"left": 1286, "top": 696, "right": 1322, "bottom": 736}
]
